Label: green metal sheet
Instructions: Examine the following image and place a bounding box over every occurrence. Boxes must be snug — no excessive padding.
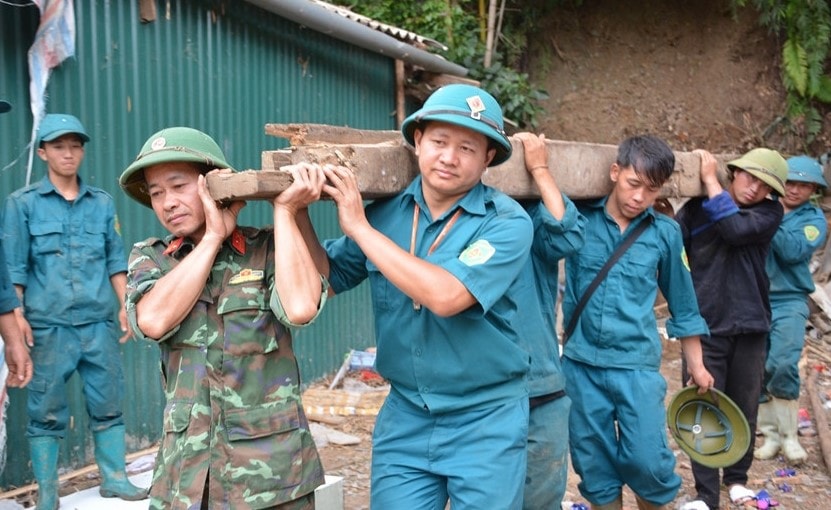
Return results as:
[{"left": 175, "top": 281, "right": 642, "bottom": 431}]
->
[{"left": 0, "top": 0, "right": 392, "bottom": 488}]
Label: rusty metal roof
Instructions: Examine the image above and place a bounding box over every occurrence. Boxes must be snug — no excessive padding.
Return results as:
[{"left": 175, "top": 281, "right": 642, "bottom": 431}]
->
[{"left": 310, "top": 0, "right": 448, "bottom": 51}]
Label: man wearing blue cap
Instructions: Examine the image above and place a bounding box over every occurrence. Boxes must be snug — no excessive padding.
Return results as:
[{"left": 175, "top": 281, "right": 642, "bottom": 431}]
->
[
  {"left": 2, "top": 114, "right": 147, "bottom": 508},
  {"left": 277, "top": 84, "right": 533, "bottom": 509},
  {"left": 755, "top": 155, "right": 827, "bottom": 465}
]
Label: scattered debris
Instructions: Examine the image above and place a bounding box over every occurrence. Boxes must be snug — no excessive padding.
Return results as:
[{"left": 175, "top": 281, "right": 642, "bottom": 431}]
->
[{"left": 310, "top": 423, "right": 361, "bottom": 448}]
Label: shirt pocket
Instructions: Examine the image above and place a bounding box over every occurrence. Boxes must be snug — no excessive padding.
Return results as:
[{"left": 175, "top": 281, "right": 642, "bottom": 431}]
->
[
  {"left": 158, "top": 401, "right": 197, "bottom": 496},
  {"left": 218, "top": 284, "right": 280, "bottom": 354},
  {"left": 618, "top": 250, "right": 660, "bottom": 304},
  {"left": 225, "top": 403, "right": 304, "bottom": 490},
  {"left": 163, "top": 401, "right": 194, "bottom": 434},
  {"left": 366, "top": 260, "right": 403, "bottom": 312},
  {"left": 82, "top": 221, "right": 107, "bottom": 258},
  {"left": 30, "top": 221, "right": 63, "bottom": 256}
]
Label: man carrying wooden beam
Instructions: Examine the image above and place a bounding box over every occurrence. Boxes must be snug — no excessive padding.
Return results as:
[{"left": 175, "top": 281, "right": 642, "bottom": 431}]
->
[
  {"left": 561, "top": 135, "right": 714, "bottom": 510},
  {"left": 511, "top": 131, "right": 585, "bottom": 510},
  {"left": 118, "top": 127, "right": 326, "bottom": 510},
  {"left": 757, "top": 155, "right": 828, "bottom": 465},
  {"left": 277, "top": 84, "right": 533, "bottom": 509}
]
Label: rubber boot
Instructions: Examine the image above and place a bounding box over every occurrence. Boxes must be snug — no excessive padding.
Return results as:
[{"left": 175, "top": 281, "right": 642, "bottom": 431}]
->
[
  {"left": 777, "top": 398, "right": 808, "bottom": 464},
  {"left": 29, "top": 436, "right": 60, "bottom": 510},
  {"left": 753, "top": 399, "right": 780, "bottom": 460},
  {"left": 591, "top": 495, "right": 623, "bottom": 510},
  {"left": 635, "top": 495, "right": 667, "bottom": 510},
  {"left": 92, "top": 425, "right": 149, "bottom": 500}
]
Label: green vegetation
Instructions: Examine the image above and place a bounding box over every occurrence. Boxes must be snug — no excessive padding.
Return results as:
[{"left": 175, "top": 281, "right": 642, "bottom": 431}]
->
[
  {"left": 732, "top": 0, "right": 831, "bottom": 144},
  {"left": 334, "top": 0, "right": 556, "bottom": 129}
]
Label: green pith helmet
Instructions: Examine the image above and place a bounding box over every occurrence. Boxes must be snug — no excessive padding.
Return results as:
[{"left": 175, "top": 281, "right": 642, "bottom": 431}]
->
[
  {"left": 727, "top": 147, "right": 787, "bottom": 196},
  {"left": 119, "top": 127, "right": 232, "bottom": 207},
  {"left": 667, "top": 386, "right": 751, "bottom": 468},
  {"left": 787, "top": 155, "right": 827, "bottom": 189},
  {"left": 401, "top": 83, "right": 512, "bottom": 166}
]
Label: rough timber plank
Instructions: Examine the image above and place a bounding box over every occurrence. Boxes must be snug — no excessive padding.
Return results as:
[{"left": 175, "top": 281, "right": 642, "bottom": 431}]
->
[
  {"left": 207, "top": 126, "right": 736, "bottom": 202},
  {"left": 265, "top": 123, "right": 400, "bottom": 147}
]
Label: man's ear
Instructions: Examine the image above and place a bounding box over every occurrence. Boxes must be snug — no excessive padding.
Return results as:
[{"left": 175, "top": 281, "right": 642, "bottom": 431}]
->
[
  {"left": 412, "top": 128, "right": 423, "bottom": 156},
  {"left": 484, "top": 147, "right": 496, "bottom": 168},
  {"left": 610, "top": 162, "right": 621, "bottom": 183},
  {"left": 36, "top": 147, "right": 47, "bottom": 162}
]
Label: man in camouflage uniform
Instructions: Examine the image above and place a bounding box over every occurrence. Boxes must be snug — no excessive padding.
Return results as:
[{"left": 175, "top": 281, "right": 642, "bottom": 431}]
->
[{"left": 118, "top": 127, "right": 326, "bottom": 510}]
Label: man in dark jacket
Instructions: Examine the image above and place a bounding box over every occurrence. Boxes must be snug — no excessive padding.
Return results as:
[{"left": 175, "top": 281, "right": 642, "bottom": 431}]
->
[{"left": 675, "top": 148, "right": 787, "bottom": 510}]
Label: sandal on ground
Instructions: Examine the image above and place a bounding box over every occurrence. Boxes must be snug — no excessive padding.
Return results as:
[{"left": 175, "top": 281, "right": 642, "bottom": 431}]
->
[
  {"left": 729, "top": 485, "right": 757, "bottom": 507},
  {"left": 680, "top": 501, "right": 710, "bottom": 510}
]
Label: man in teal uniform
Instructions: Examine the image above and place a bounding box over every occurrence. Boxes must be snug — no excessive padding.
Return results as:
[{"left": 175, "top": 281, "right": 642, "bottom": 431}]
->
[
  {"left": 277, "top": 84, "right": 533, "bottom": 509},
  {"left": 513, "top": 132, "right": 585, "bottom": 509},
  {"left": 3, "top": 113, "right": 147, "bottom": 509},
  {"left": 562, "top": 135, "right": 714, "bottom": 510},
  {"left": 756, "top": 155, "right": 827, "bottom": 465},
  {"left": 119, "top": 127, "right": 326, "bottom": 510}
]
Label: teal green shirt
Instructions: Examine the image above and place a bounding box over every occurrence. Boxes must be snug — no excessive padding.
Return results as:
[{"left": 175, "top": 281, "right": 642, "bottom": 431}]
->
[
  {"left": 325, "top": 177, "right": 532, "bottom": 414},
  {"left": 766, "top": 201, "right": 827, "bottom": 298},
  {"left": 563, "top": 198, "right": 708, "bottom": 371},
  {"left": 3, "top": 176, "right": 127, "bottom": 327},
  {"left": 516, "top": 197, "right": 584, "bottom": 397}
]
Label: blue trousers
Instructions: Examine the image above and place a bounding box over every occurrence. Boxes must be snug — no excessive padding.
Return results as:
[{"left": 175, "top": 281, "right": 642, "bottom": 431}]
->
[
  {"left": 563, "top": 359, "right": 680, "bottom": 506},
  {"left": 370, "top": 388, "right": 528, "bottom": 510},
  {"left": 524, "top": 393, "right": 570, "bottom": 510},
  {"left": 27, "top": 322, "right": 125, "bottom": 437},
  {"left": 765, "top": 296, "right": 808, "bottom": 400}
]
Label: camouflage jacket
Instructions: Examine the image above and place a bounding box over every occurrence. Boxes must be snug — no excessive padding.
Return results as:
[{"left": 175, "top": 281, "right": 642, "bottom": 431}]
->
[{"left": 126, "top": 227, "right": 324, "bottom": 510}]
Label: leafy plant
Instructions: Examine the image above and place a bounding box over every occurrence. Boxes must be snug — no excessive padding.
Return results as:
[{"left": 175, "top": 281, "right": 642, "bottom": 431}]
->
[
  {"left": 333, "top": 0, "right": 549, "bottom": 129},
  {"left": 732, "top": 0, "right": 831, "bottom": 143}
]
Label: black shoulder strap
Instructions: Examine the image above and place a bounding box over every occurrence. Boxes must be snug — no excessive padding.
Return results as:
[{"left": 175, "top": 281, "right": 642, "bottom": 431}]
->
[{"left": 563, "top": 215, "right": 654, "bottom": 345}]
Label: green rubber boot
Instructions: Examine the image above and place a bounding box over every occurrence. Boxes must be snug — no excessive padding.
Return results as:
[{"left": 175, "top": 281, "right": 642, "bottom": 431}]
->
[
  {"left": 92, "top": 425, "right": 149, "bottom": 501},
  {"left": 29, "top": 436, "right": 60, "bottom": 510}
]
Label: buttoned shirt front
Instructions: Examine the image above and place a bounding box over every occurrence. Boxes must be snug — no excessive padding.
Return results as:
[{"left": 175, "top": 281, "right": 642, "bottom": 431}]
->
[
  {"left": 2, "top": 176, "right": 126, "bottom": 327},
  {"left": 126, "top": 227, "right": 324, "bottom": 509},
  {"left": 563, "top": 198, "right": 708, "bottom": 371},
  {"left": 767, "top": 201, "right": 827, "bottom": 298},
  {"left": 325, "top": 177, "right": 533, "bottom": 414}
]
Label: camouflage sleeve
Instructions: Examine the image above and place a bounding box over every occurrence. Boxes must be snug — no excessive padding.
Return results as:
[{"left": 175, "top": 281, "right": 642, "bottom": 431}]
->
[
  {"left": 269, "top": 274, "right": 329, "bottom": 329},
  {"left": 126, "top": 239, "right": 181, "bottom": 342}
]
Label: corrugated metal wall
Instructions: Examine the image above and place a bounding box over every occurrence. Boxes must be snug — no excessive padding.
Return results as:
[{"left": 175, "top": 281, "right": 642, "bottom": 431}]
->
[{"left": 0, "top": 0, "right": 391, "bottom": 488}]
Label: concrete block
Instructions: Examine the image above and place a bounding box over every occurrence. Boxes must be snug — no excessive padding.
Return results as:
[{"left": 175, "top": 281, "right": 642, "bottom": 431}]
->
[{"left": 315, "top": 475, "right": 344, "bottom": 510}]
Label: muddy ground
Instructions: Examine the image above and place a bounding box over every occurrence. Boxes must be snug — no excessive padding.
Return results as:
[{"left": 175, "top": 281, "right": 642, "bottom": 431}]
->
[{"left": 314, "top": 336, "right": 831, "bottom": 510}]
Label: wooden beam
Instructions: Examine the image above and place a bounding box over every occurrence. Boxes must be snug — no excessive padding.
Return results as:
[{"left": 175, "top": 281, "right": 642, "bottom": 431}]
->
[
  {"left": 264, "top": 124, "right": 399, "bottom": 147},
  {"left": 208, "top": 124, "right": 736, "bottom": 202}
]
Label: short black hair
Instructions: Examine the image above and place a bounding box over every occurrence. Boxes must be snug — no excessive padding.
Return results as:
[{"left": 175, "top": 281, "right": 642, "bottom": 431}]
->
[{"left": 616, "top": 135, "right": 675, "bottom": 188}]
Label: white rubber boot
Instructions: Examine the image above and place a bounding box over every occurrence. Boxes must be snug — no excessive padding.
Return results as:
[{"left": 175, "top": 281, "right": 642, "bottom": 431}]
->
[
  {"left": 777, "top": 398, "right": 808, "bottom": 464},
  {"left": 753, "top": 399, "right": 780, "bottom": 460}
]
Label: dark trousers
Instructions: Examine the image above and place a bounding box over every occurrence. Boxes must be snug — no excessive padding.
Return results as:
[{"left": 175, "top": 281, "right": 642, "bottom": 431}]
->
[{"left": 682, "top": 332, "right": 766, "bottom": 509}]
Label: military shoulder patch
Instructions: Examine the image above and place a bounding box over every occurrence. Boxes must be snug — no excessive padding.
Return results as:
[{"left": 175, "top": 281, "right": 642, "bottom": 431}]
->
[
  {"left": 804, "top": 225, "right": 820, "bottom": 242},
  {"left": 681, "top": 248, "right": 690, "bottom": 271},
  {"left": 459, "top": 239, "right": 495, "bottom": 266}
]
